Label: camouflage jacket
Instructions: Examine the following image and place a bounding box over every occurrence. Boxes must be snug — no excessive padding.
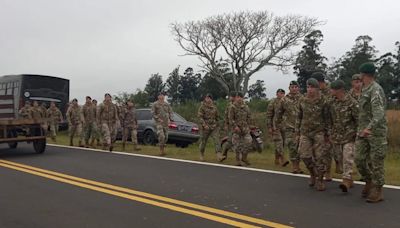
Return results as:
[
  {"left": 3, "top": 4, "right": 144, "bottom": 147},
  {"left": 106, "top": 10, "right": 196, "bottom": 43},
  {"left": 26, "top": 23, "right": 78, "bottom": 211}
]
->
[
  {"left": 47, "top": 107, "right": 62, "bottom": 124},
  {"left": 151, "top": 101, "right": 172, "bottom": 127},
  {"left": 67, "top": 105, "right": 83, "bottom": 125},
  {"left": 224, "top": 101, "right": 234, "bottom": 130},
  {"left": 277, "top": 93, "right": 302, "bottom": 130},
  {"left": 19, "top": 106, "right": 32, "bottom": 119},
  {"left": 121, "top": 106, "right": 137, "bottom": 128},
  {"left": 97, "top": 101, "right": 118, "bottom": 125},
  {"left": 296, "top": 95, "right": 330, "bottom": 137},
  {"left": 198, "top": 101, "right": 219, "bottom": 130},
  {"left": 40, "top": 106, "right": 47, "bottom": 118},
  {"left": 329, "top": 94, "right": 359, "bottom": 144},
  {"left": 31, "top": 106, "right": 44, "bottom": 120},
  {"left": 358, "top": 81, "right": 387, "bottom": 136},
  {"left": 229, "top": 100, "right": 252, "bottom": 134},
  {"left": 82, "top": 102, "right": 96, "bottom": 124},
  {"left": 349, "top": 88, "right": 361, "bottom": 101},
  {"left": 266, "top": 97, "right": 283, "bottom": 130}
]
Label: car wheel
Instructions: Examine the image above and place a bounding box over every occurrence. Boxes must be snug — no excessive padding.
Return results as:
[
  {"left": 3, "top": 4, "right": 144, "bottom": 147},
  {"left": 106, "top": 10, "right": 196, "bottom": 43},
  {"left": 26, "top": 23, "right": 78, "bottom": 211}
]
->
[{"left": 143, "top": 130, "right": 156, "bottom": 145}]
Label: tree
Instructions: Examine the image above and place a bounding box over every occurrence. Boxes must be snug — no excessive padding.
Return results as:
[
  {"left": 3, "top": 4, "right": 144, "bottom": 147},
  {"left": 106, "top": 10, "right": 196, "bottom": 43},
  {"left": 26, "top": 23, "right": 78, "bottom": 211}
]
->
[
  {"left": 293, "top": 30, "right": 327, "bottom": 92},
  {"left": 113, "top": 89, "right": 150, "bottom": 108},
  {"left": 248, "top": 80, "right": 267, "bottom": 100},
  {"left": 166, "top": 66, "right": 182, "bottom": 104},
  {"left": 376, "top": 42, "right": 400, "bottom": 101},
  {"left": 144, "top": 73, "right": 165, "bottom": 102},
  {"left": 198, "top": 73, "right": 228, "bottom": 100},
  {"left": 171, "top": 11, "right": 320, "bottom": 95},
  {"left": 179, "top": 67, "right": 201, "bottom": 102}
]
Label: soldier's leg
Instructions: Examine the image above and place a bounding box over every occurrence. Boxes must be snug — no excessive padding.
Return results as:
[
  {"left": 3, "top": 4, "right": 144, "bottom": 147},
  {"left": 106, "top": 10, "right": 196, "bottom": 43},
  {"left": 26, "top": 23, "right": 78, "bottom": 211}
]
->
[
  {"left": 156, "top": 125, "right": 165, "bottom": 146},
  {"left": 131, "top": 128, "right": 141, "bottom": 151},
  {"left": 122, "top": 127, "right": 129, "bottom": 151},
  {"left": 84, "top": 123, "right": 92, "bottom": 147},
  {"left": 366, "top": 136, "right": 387, "bottom": 203},
  {"left": 272, "top": 129, "right": 283, "bottom": 165},
  {"left": 232, "top": 133, "right": 241, "bottom": 166},
  {"left": 324, "top": 141, "right": 333, "bottom": 181},
  {"left": 339, "top": 142, "right": 355, "bottom": 192},
  {"left": 69, "top": 125, "right": 76, "bottom": 146},
  {"left": 101, "top": 123, "right": 111, "bottom": 150},
  {"left": 355, "top": 138, "right": 372, "bottom": 183},
  {"left": 221, "top": 131, "right": 232, "bottom": 158},
  {"left": 241, "top": 133, "right": 253, "bottom": 166},
  {"left": 49, "top": 123, "right": 56, "bottom": 141},
  {"left": 286, "top": 129, "right": 302, "bottom": 173},
  {"left": 78, "top": 123, "right": 85, "bottom": 147},
  {"left": 314, "top": 132, "right": 328, "bottom": 191},
  {"left": 299, "top": 135, "right": 316, "bottom": 186},
  {"left": 199, "top": 129, "right": 210, "bottom": 161},
  {"left": 211, "top": 128, "right": 222, "bottom": 158},
  {"left": 109, "top": 123, "right": 117, "bottom": 151}
]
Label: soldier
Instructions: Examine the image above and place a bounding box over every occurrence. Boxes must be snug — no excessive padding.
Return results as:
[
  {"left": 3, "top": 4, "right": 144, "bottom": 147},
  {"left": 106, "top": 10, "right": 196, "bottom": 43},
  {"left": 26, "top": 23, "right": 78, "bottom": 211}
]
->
[
  {"left": 198, "top": 93, "right": 221, "bottom": 161},
  {"left": 276, "top": 81, "right": 303, "bottom": 173},
  {"left": 40, "top": 102, "right": 47, "bottom": 118},
  {"left": 350, "top": 74, "right": 362, "bottom": 101},
  {"left": 151, "top": 92, "right": 173, "bottom": 156},
  {"left": 31, "top": 101, "right": 43, "bottom": 120},
  {"left": 267, "top": 88, "right": 289, "bottom": 166},
  {"left": 296, "top": 78, "right": 330, "bottom": 191},
  {"left": 355, "top": 62, "right": 388, "bottom": 203},
  {"left": 91, "top": 99, "right": 101, "bottom": 147},
  {"left": 47, "top": 101, "right": 63, "bottom": 142},
  {"left": 121, "top": 100, "right": 141, "bottom": 151},
  {"left": 328, "top": 80, "right": 359, "bottom": 193},
  {"left": 97, "top": 93, "right": 118, "bottom": 151},
  {"left": 220, "top": 92, "right": 236, "bottom": 162},
  {"left": 312, "top": 72, "right": 337, "bottom": 181},
  {"left": 66, "top": 98, "right": 83, "bottom": 146},
  {"left": 19, "top": 101, "right": 32, "bottom": 119},
  {"left": 82, "top": 96, "right": 97, "bottom": 148},
  {"left": 229, "top": 92, "right": 253, "bottom": 166}
]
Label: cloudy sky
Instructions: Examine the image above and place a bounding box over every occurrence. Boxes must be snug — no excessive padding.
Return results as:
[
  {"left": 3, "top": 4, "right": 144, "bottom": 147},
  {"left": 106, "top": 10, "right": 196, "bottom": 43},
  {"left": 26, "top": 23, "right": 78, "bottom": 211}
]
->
[{"left": 1, "top": 0, "right": 399, "bottom": 101}]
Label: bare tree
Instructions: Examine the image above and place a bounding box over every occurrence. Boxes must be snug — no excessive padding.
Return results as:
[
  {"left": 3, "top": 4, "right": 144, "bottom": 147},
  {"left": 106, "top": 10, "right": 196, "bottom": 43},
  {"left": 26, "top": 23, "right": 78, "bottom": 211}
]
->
[{"left": 171, "top": 11, "right": 321, "bottom": 95}]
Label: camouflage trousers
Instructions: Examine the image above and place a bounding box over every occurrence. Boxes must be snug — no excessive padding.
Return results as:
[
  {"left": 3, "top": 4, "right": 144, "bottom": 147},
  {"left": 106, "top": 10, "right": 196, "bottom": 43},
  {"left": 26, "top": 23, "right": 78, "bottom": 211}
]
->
[
  {"left": 83, "top": 122, "right": 97, "bottom": 143},
  {"left": 232, "top": 132, "right": 252, "bottom": 157},
  {"left": 69, "top": 123, "right": 82, "bottom": 138},
  {"left": 122, "top": 127, "right": 138, "bottom": 145},
  {"left": 298, "top": 132, "right": 328, "bottom": 175},
  {"left": 332, "top": 142, "right": 355, "bottom": 179},
  {"left": 222, "top": 130, "right": 233, "bottom": 155},
  {"left": 284, "top": 128, "right": 300, "bottom": 162},
  {"left": 100, "top": 123, "right": 117, "bottom": 146},
  {"left": 355, "top": 136, "right": 387, "bottom": 186},
  {"left": 199, "top": 127, "right": 221, "bottom": 154},
  {"left": 49, "top": 122, "right": 59, "bottom": 139},
  {"left": 156, "top": 124, "right": 168, "bottom": 146},
  {"left": 271, "top": 128, "right": 285, "bottom": 157}
]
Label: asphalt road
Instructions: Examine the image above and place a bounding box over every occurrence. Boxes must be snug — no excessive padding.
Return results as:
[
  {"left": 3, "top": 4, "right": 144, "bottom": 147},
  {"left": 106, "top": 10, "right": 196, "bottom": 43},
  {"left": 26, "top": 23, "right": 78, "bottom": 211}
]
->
[{"left": 0, "top": 143, "right": 399, "bottom": 228}]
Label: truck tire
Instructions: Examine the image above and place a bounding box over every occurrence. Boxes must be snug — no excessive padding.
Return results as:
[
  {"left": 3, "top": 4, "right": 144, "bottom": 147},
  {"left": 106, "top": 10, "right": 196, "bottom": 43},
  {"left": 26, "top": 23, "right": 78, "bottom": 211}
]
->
[{"left": 33, "top": 139, "right": 46, "bottom": 154}]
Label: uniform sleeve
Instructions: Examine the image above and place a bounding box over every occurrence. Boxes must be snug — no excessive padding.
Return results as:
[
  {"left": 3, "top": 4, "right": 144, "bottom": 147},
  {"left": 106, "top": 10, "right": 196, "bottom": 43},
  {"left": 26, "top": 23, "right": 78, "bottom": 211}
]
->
[
  {"left": 351, "top": 99, "right": 359, "bottom": 124},
  {"left": 168, "top": 104, "right": 173, "bottom": 121},
  {"left": 323, "top": 100, "right": 332, "bottom": 136},
  {"left": 266, "top": 99, "right": 275, "bottom": 129},
  {"left": 228, "top": 105, "right": 236, "bottom": 128},
  {"left": 367, "top": 87, "right": 386, "bottom": 130},
  {"left": 151, "top": 103, "right": 160, "bottom": 122},
  {"left": 197, "top": 104, "right": 206, "bottom": 127},
  {"left": 66, "top": 107, "right": 72, "bottom": 123},
  {"left": 295, "top": 101, "right": 302, "bottom": 135}
]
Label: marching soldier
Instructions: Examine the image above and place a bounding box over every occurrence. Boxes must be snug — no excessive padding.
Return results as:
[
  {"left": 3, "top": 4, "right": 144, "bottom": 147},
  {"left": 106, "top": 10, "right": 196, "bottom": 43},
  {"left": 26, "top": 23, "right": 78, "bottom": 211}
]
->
[
  {"left": 121, "top": 100, "right": 141, "bottom": 151},
  {"left": 47, "top": 101, "right": 63, "bottom": 142},
  {"left": 82, "top": 96, "right": 97, "bottom": 148},
  {"left": 66, "top": 98, "right": 83, "bottom": 147},
  {"left": 151, "top": 92, "right": 173, "bottom": 156},
  {"left": 350, "top": 74, "right": 362, "bottom": 101},
  {"left": 97, "top": 93, "right": 118, "bottom": 151},
  {"left": 220, "top": 92, "right": 236, "bottom": 162},
  {"left": 19, "top": 101, "right": 32, "bottom": 119}
]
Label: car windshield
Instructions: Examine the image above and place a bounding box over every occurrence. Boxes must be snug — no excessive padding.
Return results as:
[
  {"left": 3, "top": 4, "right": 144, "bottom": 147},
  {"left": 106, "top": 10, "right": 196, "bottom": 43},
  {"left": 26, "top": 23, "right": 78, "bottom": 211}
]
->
[{"left": 173, "top": 113, "right": 186, "bottom": 122}]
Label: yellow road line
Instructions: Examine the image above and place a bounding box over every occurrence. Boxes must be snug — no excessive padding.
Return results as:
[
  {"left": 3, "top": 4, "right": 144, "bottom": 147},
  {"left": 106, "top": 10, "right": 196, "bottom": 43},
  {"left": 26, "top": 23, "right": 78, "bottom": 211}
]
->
[{"left": 0, "top": 159, "right": 293, "bottom": 228}]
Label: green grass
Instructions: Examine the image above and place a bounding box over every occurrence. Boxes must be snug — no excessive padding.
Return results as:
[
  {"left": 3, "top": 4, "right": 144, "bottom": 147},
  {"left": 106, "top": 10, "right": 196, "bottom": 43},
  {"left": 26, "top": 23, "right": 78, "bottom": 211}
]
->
[{"left": 51, "top": 130, "right": 400, "bottom": 186}]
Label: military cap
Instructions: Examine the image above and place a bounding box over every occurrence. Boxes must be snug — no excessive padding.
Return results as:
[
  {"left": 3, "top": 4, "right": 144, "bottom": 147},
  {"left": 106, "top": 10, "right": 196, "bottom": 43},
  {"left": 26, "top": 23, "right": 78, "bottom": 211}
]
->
[
  {"left": 104, "top": 93, "right": 112, "bottom": 98},
  {"left": 359, "top": 62, "right": 376, "bottom": 75},
  {"left": 205, "top": 93, "right": 213, "bottom": 99},
  {"left": 229, "top": 91, "right": 237, "bottom": 97},
  {"left": 276, "top": 88, "right": 285, "bottom": 93},
  {"left": 306, "top": 78, "right": 319, "bottom": 88},
  {"left": 330, "top": 80, "right": 345, "bottom": 90},
  {"left": 86, "top": 96, "right": 92, "bottom": 100},
  {"left": 72, "top": 98, "right": 78, "bottom": 102},
  {"left": 159, "top": 91, "right": 167, "bottom": 96},
  {"left": 92, "top": 99, "right": 97, "bottom": 103},
  {"left": 236, "top": 91, "right": 244, "bottom": 98},
  {"left": 289, "top": 80, "right": 299, "bottom": 86},
  {"left": 311, "top": 72, "right": 326, "bottom": 82},
  {"left": 352, "top": 74, "right": 362, "bottom": 81}
]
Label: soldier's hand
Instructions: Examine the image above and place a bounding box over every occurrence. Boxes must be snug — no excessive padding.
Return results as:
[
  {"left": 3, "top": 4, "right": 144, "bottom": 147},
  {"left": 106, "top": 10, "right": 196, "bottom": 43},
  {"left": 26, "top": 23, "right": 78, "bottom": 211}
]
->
[
  {"left": 268, "top": 128, "right": 273, "bottom": 135},
  {"left": 204, "top": 125, "right": 209, "bottom": 130},
  {"left": 234, "top": 126, "right": 240, "bottom": 133},
  {"left": 359, "top": 128, "right": 372, "bottom": 137}
]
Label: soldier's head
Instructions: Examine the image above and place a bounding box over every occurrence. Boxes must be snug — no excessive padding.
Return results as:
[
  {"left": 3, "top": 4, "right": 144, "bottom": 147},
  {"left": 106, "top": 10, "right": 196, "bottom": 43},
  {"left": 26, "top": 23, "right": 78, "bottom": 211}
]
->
[
  {"left": 288, "top": 81, "right": 300, "bottom": 94},
  {"left": 86, "top": 96, "right": 92, "bottom": 103},
  {"left": 351, "top": 74, "right": 362, "bottom": 91},
  {"left": 235, "top": 92, "right": 244, "bottom": 102},
  {"left": 33, "top": 100, "right": 39, "bottom": 107},
  {"left": 41, "top": 102, "right": 47, "bottom": 108},
  {"left": 359, "top": 62, "right": 376, "bottom": 84},
  {"left": 204, "top": 93, "right": 213, "bottom": 103},
  {"left": 276, "top": 89, "right": 285, "bottom": 99},
  {"left": 158, "top": 92, "right": 166, "bottom": 101},
  {"left": 127, "top": 100, "right": 134, "bottom": 107},
  {"left": 104, "top": 93, "right": 112, "bottom": 102},
  {"left": 311, "top": 72, "right": 327, "bottom": 89},
  {"left": 72, "top": 98, "right": 78, "bottom": 106},
  {"left": 330, "top": 80, "right": 346, "bottom": 99},
  {"left": 24, "top": 100, "right": 31, "bottom": 107},
  {"left": 92, "top": 99, "right": 97, "bottom": 105},
  {"left": 50, "top": 101, "right": 56, "bottom": 108},
  {"left": 229, "top": 91, "right": 236, "bottom": 102},
  {"left": 306, "top": 78, "right": 320, "bottom": 96}
]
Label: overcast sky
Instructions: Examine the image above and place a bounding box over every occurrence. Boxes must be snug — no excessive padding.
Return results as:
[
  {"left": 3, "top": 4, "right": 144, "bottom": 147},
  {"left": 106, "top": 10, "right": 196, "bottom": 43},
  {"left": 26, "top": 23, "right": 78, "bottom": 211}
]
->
[{"left": 1, "top": 0, "right": 399, "bottom": 101}]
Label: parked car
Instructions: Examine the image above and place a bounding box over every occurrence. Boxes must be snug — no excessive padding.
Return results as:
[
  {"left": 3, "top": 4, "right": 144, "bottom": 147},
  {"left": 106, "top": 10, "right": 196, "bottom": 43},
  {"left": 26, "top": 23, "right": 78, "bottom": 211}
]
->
[{"left": 117, "top": 108, "right": 200, "bottom": 148}]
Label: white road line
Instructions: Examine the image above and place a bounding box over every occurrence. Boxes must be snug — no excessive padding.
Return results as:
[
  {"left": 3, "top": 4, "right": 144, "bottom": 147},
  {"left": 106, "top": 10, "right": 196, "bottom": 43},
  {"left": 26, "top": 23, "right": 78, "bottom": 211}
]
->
[{"left": 48, "top": 144, "right": 400, "bottom": 190}]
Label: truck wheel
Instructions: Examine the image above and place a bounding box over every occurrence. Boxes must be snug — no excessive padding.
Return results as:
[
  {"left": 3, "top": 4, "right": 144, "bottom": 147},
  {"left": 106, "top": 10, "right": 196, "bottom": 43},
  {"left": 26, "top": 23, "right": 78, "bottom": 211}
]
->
[
  {"left": 8, "top": 142, "right": 18, "bottom": 149},
  {"left": 33, "top": 139, "right": 46, "bottom": 154}
]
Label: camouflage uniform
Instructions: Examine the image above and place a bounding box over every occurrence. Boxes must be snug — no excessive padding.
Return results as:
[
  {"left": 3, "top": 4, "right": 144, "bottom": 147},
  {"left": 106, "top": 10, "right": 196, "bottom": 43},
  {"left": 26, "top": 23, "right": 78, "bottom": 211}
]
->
[
  {"left": 97, "top": 101, "right": 118, "bottom": 149},
  {"left": 355, "top": 81, "right": 388, "bottom": 187},
  {"left": 222, "top": 101, "right": 234, "bottom": 158},
  {"left": 329, "top": 94, "right": 359, "bottom": 181},
  {"left": 47, "top": 106, "right": 62, "bottom": 141},
  {"left": 229, "top": 99, "right": 253, "bottom": 166},
  {"left": 266, "top": 97, "right": 285, "bottom": 159},
  {"left": 19, "top": 105, "right": 32, "bottom": 119},
  {"left": 321, "top": 87, "right": 337, "bottom": 178},
  {"left": 349, "top": 88, "right": 361, "bottom": 101},
  {"left": 91, "top": 103, "right": 101, "bottom": 144},
  {"left": 198, "top": 101, "right": 221, "bottom": 157},
  {"left": 66, "top": 105, "right": 83, "bottom": 145},
  {"left": 151, "top": 101, "right": 173, "bottom": 146},
  {"left": 82, "top": 102, "right": 97, "bottom": 146},
  {"left": 296, "top": 95, "right": 330, "bottom": 186},
  {"left": 121, "top": 105, "right": 139, "bottom": 150}
]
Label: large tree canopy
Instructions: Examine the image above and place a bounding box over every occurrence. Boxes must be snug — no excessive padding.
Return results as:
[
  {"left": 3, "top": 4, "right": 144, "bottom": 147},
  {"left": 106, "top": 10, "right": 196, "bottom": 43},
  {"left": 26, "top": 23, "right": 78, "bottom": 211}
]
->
[{"left": 171, "top": 11, "right": 321, "bottom": 95}]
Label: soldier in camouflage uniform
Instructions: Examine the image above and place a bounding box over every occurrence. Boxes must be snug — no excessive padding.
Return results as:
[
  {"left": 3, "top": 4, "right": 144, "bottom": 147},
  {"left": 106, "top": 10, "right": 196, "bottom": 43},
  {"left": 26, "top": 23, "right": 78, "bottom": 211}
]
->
[
  {"left": 296, "top": 78, "right": 330, "bottom": 191},
  {"left": 350, "top": 74, "right": 362, "bottom": 101},
  {"left": 66, "top": 98, "right": 83, "bottom": 146},
  {"left": 19, "top": 101, "right": 32, "bottom": 119},
  {"left": 121, "top": 100, "right": 141, "bottom": 151},
  {"left": 82, "top": 96, "right": 97, "bottom": 148},
  {"left": 220, "top": 92, "right": 236, "bottom": 162},
  {"left": 267, "top": 88, "right": 289, "bottom": 166},
  {"left": 355, "top": 63, "right": 388, "bottom": 203},
  {"left": 276, "top": 81, "right": 303, "bottom": 173},
  {"left": 229, "top": 92, "right": 253, "bottom": 166},
  {"left": 47, "top": 101, "right": 63, "bottom": 142},
  {"left": 97, "top": 93, "right": 118, "bottom": 151},
  {"left": 91, "top": 99, "right": 101, "bottom": 147},
  {"left": 198, "top": 94, "right": 221, "bottom": 161},
  {"left": 328, "top": 80, "right": 359, "bottom": 193},
  {"left": 151, "top": 92, "right": 173, "bottom": 156}
]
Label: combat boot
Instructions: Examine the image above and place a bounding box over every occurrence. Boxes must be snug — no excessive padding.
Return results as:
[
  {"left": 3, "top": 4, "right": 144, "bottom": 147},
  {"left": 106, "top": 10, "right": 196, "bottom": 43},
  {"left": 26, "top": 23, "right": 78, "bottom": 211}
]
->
[
  {"left": 324, "top": 172, "right": 332, "bottom": 182},
  {"left": 309, "top": 171, "right": 316, "bottom": 187},
  {"left": 279, "top": 155, "right": 290, "bottom": 167},
  {"left": 235, "top": 152, "right": 242, "bottom": 166},
  {"left": 362, "top": 181, "right": 373, "bottom": 198},
  {"left": 159, "top": 146, "right": 166, "bottom": 156},
  {"left": 241, "top": 153, "right": 250, "bottom": 166},
  {"left": 291, "top": 161, "right": 304, "bottom": 174},
  {"left": 316, "top": 173, "right": 326, "bottom": 191},
  {"left": 366, "top": 185, "right": 384, "bottom": 203},
  {"left": 219, "top": 148, "right": 228, "bottom": 162},
  {"left": 339, "top": 178, "right": 353, "bottom": 193}
]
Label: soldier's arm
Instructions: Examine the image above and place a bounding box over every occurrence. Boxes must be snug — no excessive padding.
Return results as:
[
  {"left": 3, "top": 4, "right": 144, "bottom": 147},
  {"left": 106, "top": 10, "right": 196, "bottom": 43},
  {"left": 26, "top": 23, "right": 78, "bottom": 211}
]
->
[
  {"left": 351, "top": 98, "right": 359, "bottom": 124},
  {"left": 295, "top": 102, "right": 302, "bottom": 135},
  {"left": 266, "top": 99, "right": 274, "bottom": 130},
  {"left": 324, "top": 100, "right": 332, "bottom": 137},
  {"left": 151, "top": 103, "right": 161, "bottom": 122},
  {"left": 367, "top": 88, "right": 386, "bottom": 130},
  {"left": 197, "top": 105, "right": 206, "bottom": 127},
  {"left": 66, "top": 108, "right": 72, "bottom": 124},
  {"left": 168, "top": 104, "right": 173, "bottom": 122},
  {"left": 228, "top": 105, "right": 237, "bottom": 129},
  {"left": 96, "top": 105, "right": 102, "bottom": 123}
]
